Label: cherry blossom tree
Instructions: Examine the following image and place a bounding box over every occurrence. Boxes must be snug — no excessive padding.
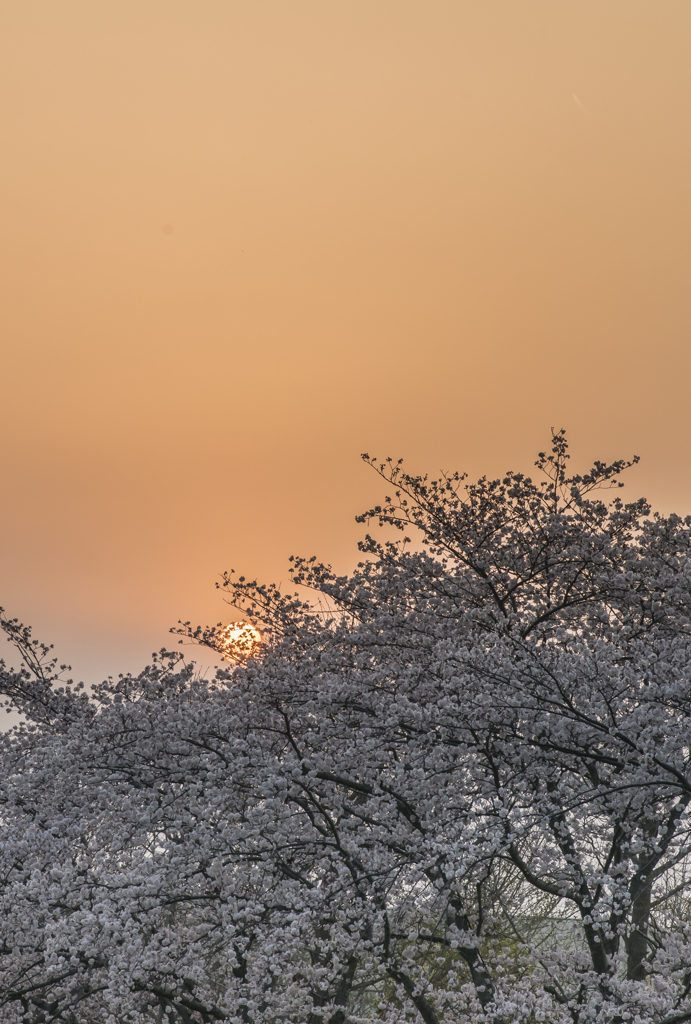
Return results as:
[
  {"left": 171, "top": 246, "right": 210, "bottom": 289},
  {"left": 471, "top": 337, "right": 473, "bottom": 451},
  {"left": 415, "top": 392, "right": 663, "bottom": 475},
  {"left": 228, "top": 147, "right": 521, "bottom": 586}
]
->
[{"left": 2, "top": 432, "right": 691, "bottom": 1024}]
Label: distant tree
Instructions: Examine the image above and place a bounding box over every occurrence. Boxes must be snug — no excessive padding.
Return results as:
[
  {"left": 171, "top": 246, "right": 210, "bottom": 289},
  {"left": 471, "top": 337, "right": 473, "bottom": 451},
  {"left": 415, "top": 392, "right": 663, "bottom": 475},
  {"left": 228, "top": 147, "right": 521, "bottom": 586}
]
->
[{"left": 2, "top": 432, "right": 691, "bottom": 1024}]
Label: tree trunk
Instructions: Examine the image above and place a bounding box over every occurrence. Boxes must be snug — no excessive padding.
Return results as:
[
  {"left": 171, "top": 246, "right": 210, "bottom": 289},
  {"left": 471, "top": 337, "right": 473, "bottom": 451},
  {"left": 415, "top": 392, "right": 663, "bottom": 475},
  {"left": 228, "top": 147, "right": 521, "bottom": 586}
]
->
[
  {"left": 627, "top": 819, "right": 657, "bottom": 981},
  {"left": 627, "top": 877, "right": 652, "bottom": 981}
]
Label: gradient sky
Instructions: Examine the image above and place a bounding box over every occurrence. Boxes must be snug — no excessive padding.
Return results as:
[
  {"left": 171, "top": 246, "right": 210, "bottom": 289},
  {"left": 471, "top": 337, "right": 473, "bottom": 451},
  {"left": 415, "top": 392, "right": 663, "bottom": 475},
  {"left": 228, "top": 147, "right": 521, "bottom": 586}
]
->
[{"left": 2, "top": 0, "right": 690, "bottom": 682}]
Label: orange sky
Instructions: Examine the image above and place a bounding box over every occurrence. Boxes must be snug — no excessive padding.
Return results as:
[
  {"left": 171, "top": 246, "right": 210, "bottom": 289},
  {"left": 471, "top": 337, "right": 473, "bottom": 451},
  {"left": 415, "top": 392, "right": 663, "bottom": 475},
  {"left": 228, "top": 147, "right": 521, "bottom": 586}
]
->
[{"left": 2, "top": 0, "right": 690, "bottom": 681}]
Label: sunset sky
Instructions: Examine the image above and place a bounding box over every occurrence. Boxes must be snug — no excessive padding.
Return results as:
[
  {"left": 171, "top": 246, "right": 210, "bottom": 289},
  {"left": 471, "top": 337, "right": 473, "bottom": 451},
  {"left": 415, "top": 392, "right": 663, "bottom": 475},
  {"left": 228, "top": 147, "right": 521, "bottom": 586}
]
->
[{"left": 2, "top": 1, "right": 690, "bottom": 682}]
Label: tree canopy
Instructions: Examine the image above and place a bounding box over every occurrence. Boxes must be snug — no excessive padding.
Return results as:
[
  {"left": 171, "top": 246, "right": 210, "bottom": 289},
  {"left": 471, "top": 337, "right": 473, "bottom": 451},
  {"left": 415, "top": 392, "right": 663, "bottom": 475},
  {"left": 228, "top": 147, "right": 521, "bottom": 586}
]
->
[{"left": 2, "top": 432, "right": 691, "bottom": 1024}]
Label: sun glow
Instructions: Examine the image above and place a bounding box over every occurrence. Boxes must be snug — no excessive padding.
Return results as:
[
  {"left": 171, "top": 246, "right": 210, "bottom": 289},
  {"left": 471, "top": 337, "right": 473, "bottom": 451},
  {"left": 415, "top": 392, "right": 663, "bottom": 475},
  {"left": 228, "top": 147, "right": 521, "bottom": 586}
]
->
[{"left": 218, "top": 621, "right": 263, "bottom": 663}]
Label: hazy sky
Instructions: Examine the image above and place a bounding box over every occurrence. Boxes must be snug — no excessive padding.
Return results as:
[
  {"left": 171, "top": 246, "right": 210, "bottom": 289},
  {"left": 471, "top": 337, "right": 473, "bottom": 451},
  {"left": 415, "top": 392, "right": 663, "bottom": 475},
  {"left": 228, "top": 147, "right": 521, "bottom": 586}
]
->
[{"left": 2, "top": 1, "right": 690, "bottom": 682}]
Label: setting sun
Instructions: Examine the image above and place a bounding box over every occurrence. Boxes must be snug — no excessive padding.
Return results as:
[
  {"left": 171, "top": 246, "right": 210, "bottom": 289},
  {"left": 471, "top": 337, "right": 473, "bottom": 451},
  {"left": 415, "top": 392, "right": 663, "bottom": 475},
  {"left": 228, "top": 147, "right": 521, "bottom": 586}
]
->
[{"left": 217, "top": 621, "right": 263, "bottom": 663}]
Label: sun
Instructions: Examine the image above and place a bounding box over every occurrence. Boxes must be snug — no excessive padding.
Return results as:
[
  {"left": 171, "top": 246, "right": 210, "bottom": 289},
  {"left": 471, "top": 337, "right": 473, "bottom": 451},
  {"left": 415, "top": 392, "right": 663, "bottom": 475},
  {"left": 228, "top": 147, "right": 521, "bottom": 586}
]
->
[{"left": 217, "top": 621, "right": 263, "bottom": 663}]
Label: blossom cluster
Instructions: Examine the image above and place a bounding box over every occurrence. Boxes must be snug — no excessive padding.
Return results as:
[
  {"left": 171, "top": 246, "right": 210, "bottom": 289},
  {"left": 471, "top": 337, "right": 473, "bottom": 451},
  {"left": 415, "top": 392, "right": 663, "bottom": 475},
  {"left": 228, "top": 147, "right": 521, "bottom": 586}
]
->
[{"left": 2, "top": 433, "right": 691, "bottom": 1024}]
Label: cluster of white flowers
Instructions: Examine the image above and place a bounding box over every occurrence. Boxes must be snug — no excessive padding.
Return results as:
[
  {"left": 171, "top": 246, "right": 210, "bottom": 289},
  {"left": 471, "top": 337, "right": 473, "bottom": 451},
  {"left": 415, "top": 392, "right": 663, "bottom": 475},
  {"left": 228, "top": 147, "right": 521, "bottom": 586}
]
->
[{"left": 2, "top": 432, "right": 691, "bottom": 1024}]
